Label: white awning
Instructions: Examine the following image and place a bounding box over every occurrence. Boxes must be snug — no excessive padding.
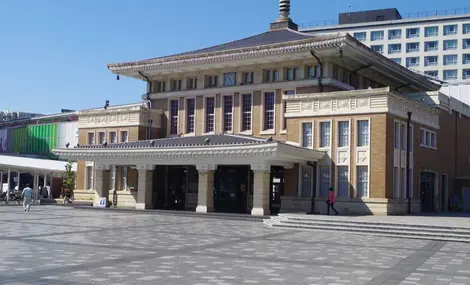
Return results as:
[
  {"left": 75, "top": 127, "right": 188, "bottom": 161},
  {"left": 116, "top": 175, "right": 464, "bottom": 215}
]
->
[{"left": 0, "top": 155, "right": 76, "bottom": 174}]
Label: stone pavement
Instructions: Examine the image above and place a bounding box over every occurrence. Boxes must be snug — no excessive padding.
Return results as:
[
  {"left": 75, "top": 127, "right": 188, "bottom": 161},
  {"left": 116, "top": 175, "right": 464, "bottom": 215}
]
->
[{"left": 0, "top": 206, "right": 469, "bottom": 285}]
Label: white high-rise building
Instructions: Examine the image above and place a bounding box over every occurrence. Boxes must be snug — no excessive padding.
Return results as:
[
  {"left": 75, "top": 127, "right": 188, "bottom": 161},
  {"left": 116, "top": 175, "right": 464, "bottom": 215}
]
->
[{"left": 302, "top": 8, "right": 470, "bottom": 84}]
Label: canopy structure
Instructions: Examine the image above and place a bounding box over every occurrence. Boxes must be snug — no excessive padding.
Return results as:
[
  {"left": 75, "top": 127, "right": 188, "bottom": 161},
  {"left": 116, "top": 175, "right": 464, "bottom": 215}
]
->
[{"left": 0, "top": 154, "right": 75, "bottom": 176}]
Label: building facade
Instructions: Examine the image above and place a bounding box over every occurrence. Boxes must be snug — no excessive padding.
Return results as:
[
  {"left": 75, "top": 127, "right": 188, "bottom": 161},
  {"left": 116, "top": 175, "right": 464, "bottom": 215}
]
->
[
  {"left": 54, "top": 1, "right": 470, "bottom": 215},
  {"left": 302, "top": 8, "right": 470, "bottom": 84}
]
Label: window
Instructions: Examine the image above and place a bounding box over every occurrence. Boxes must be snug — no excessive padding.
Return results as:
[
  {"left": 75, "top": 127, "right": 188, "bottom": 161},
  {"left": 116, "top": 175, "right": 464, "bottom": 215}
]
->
[
  {"left": 241, "top": 94, "right": 252, "bottom": 131},
  {"left": 300, "top": 165, "right": 313, "bottom": 197},
  {"left": 205, "top": 75, "right": 218, "bottom": 88},
  {"left": 170, "top": 99, "right": 178, "bottom": 135},
  {"left": 265, "top": 69, "right": 278, "bottom": 82},
  {"left": 353, "top": 32, "right": 366, "bottom": 41},
  {"left": 463, "top": 69, "right": 470, "bottom": 80},
  {"left": 205, "top": 97, "right": 215, "bottom": 133},
  {"left": 223, "top": 72, "right": 236, "bottom": 86},
  {"left": 187, "top": 77, "right": 198, "bottom": 89},
  {"left": 424, "top": 41, "right": 438, "bottom": 52},
  {"left": 444, "top": 40, "right": 457, "bottom": 50},
  {"left": 337, "top": 166, "right": 349, "bottom": 197},
  {"left": 425, "top": 26, "right": 438, "bottom": 37},
  {"left": 87, "top": 132, "right": 95, "bottom": 145},
  {"left": 109, "top": 131, "right": 117, "bottom": 144},
  {"left": 319, "top": 165, "right": 331, "bottom": 197},
  {"left": 370, "top": 31, "right": 384, "bottom": 41},
  {"left": 444, "top": 55, "right": 458, "bottom": 66},
  {"left": 443, "top": 70, "right": 458, "bottom": 80},
  {"left": 394, "top": 122, "right": 400, "bottom": 149},
  {"left": 420, "top": 128, "right": 437, "bottom": 148},
  {"left": 263, "top": 92, "right": 275, "bottom": 130},
  {"left": 406, "top": 28, "right": 420, "bottom": 38},
  {"left": 388, "top": 29, "right": 401, "bottom": 40},
  {"left": 444, "top": 24, "right": 457, "bottom": 35},
  {"left": 98, "top": 132, "right": 106, "bottom": 144},
  {"left": 424, "top": 71, "right": 438, "bottom": 78},
  {"left": 376, "top": 15, "right": 384, "bottom": 21},
  {"left": 401, "top": 123, "right": 406, "bottom": 151},
  {"left": 406, "top": 42, "right": 420, "bottom": 53},
  {"left": 120, "top": 131, "right": 128, "bottom": 143},
  {"left": 388, "top": 44, "right": 401, "bottom": 54},
  {"left": 357, "top": 166, "right": 369, "bottom": 197},
  {"left": 393, "top": 167, "right": 399, "bottom": 198},
  {"left": 335, "top": 121, "right": 349, "bottom": 148},
  {"left": 464, "top": 24, "right": 470, "bottom": 34},
  {"left": 306, "top": 66, "right": 320, "bottom": 78},
  {"left": 319, "top": 122, "right": 330, "bottom": 148},
  {"left": 155, "top": 80, "right": 166, "bottom": 93},
  {"left": 332, "top": 65, "right": 339, "bottom": 80},
  {"left": 424, "top": 56, "right": 438, "bottom": 66},
  {"left": 223, "top": 95, "right": 233, "bottom": 132},
  {"left": 371, "top": 45, "right": 383, "bottom": 54},
  {"left": 302, "top": 122, "right": 313, "bottom": 148},
  {"left": 357, "top": 120, "right": 369, "bottom": 147},
  {"left": 406, "top": 57, "right": 420, "bottom": 67},
  {"left": 186, "top": 98, "right": 195, "bottom": 133},
  {"left": 464, "top": 54, "right": 470, "bottom": 64},
  {"left": 285, "top": 68, "right": 299, "bottom": 81},
  {"left": 242, "top": 72, "right": 254, "bottom": 85},
  {"left": 170, "top": 79, "right": 182, "bottom": 91},
  {"left": 120, "top": 166, "right": 127, "bottom": 190},
  {"left": 86, "top": 166, "right": 93, "bottom": 190},
  {"left": 390, "top": 58, "right": 402, "bottom": 65},
  {"left": 464, "top": 39, "right": 470, "bottom": 49}
]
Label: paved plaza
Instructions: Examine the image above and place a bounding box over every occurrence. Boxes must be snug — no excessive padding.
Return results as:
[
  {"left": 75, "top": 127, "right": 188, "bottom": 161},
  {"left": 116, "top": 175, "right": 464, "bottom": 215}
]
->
[{"left": 0, "top": 206, "right": 469, "bottom": 285}]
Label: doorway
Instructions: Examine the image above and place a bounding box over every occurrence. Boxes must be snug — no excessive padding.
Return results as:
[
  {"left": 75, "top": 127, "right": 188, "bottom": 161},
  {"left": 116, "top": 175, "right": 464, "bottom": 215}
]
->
[
  {"left": 270, "top": 167, "right": 284, "bottom": 215},
  {"left": 463, "top": 187, "right": 470, "bottom": 212},
  {"left": 167, "top": 166, "right": 187, "bottom": 210},
  {"left": 441, "top": 174, "right": 448, "bottom": 212},
  {"left": 214, "top": 166, "right": 249, "bottom": 213},
  {"left": 420, "top": 171, "right": 436, "bottom": 212}
]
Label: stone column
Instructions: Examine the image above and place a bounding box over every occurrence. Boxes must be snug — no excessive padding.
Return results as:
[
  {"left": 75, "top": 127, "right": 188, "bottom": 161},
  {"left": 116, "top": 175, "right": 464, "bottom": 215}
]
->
[
  {"left": 6, "top": 169, "right": 11, "bottom": 201},
  {"left": 17, "top": 171, "right": 21, "bottom": 190},
  {"left": 136, "top": 164, "right": 155, "bottom": 210},
  {"left": 195, "top": 164, "right": 216, "bottom": 213},
  {"left": 33, "top": 174, "right": 39, "bottom": 201},
  {"left": 93, "top": 164, "right": 110, "bottom": 207},
  {"left": 251, "top": 164, "right": 271, "bottom": 216}
]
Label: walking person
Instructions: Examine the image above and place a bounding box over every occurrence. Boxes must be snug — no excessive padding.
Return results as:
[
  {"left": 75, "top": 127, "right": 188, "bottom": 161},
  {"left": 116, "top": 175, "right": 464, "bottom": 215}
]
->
[
  {"left": 327, "top": 187, "right": 339, "bottom": 216},
  {"left": 22, "top": 183, "right": 33, "bottom": 212}
]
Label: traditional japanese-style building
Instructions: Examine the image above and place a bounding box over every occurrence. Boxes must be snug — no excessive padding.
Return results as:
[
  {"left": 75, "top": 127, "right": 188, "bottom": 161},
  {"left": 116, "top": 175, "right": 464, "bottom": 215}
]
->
[{"left": 54, "top": 0, "right": 470, "bottom": 215}]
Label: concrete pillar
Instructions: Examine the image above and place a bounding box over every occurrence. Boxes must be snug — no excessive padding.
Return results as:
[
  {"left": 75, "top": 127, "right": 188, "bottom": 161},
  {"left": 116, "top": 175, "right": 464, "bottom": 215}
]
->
[
  {"left": 136, "top": 164, "right": 155, "bottom": 210},
  {"left": 251, "top": 164, "right": 271, "bottom": 216},
  {"left": 195, "top": 164, "right": 216, "bottom": 213},
  {"left": 93, "top": 164, "right": 110, "bottom": 207},
  {"left": 33, "top": 174, "right": 39, "bottom": 201},
  {"left": 17, "top": 171, "right": 21, "bottom": 190}
]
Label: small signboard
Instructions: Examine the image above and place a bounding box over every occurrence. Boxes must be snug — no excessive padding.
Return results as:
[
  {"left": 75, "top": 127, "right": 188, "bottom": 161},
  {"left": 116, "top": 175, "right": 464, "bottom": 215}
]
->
[
  {"left": 99, "top": 197, "right": 107, "bottom": 208},
  {"left": 2, "top": 183, "right": 7, "bottom": 193}
]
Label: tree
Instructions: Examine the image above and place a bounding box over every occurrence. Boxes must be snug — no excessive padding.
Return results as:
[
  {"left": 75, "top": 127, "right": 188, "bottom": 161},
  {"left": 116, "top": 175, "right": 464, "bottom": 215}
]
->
[{"left": 63, "top": 161, "right": 75, "bottom": 197}]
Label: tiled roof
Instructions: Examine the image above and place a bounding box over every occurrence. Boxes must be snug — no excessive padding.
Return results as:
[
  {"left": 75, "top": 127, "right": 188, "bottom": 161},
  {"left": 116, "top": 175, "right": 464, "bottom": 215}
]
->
[
  {"left": 78, "top": 134, "right": 271, "bottom": 149},
  {"left": 108, "top": 29, "right": 326, "bottom": 68}
]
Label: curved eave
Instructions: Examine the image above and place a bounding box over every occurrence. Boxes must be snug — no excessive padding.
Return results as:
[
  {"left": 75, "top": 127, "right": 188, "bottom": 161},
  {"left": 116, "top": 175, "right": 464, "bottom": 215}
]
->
[{"left": 107, "top": 35, "right": 347, "bottom": 74}]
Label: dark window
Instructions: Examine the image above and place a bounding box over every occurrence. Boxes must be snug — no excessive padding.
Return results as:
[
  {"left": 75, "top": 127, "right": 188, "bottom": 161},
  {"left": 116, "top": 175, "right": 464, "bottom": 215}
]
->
[
  {"left": 186, "top": 99, "right": 195, "bottom": 133},
  {"left": 264, "top": 92, "right": 275, "bottom": 130},
  {"left": 205, "top": 97, "right": 215, "bottom": 133},
  {"left": 170, "top": 100, "right": 179, "bottom": 135},
  {"left": 241, "top": 94, "right": 252, "bottom": 131}
]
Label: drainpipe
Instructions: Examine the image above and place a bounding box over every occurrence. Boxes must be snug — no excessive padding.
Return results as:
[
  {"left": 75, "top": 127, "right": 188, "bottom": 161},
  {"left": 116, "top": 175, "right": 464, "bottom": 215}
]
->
[
  {"left": 309, "top": 50, "right": 323, "bottom": 92},
  {"left": 406, "top": 112, "right": 412, "bottom": 214},
  {"left": 307, "top": 161, "right": 316, "bottom": 214},
  {"left": 350, "top": 64, "right": 372, "bottom": 89},
  {"left": 138, "top": 71, "right": 153, "bottom": 101}
]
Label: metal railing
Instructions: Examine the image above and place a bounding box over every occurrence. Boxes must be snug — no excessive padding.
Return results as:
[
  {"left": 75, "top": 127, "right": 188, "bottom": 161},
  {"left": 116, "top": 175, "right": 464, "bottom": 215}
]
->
[{"left": 299, "top": 7, "right": 470, "bottom": 29}]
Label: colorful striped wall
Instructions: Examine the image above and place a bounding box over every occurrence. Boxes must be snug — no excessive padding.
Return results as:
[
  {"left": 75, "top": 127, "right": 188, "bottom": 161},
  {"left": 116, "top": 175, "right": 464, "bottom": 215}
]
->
[{"left": 0, "top": 122, "right": 77, "bottom": 155}]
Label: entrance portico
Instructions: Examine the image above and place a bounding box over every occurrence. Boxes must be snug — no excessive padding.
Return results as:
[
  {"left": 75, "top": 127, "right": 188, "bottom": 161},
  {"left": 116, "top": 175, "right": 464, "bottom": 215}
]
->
[{"left": 54, "top": 135, "right": 324, "bottom": 215}]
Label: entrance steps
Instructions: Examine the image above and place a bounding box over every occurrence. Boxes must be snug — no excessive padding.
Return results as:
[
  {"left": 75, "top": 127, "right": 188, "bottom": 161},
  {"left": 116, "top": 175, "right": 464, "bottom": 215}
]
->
[{"left": 263, "top": 214, "right": 470, "bottom": 243}]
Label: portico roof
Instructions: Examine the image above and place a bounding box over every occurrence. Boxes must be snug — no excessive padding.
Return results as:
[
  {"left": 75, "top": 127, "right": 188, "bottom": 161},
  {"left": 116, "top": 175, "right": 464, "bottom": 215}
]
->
[
  {"left": 53, "top": 134, "right": 325, "bottom": 167},
  {"left": 0, "top": 154, "right": 76, "bottom": 175}
]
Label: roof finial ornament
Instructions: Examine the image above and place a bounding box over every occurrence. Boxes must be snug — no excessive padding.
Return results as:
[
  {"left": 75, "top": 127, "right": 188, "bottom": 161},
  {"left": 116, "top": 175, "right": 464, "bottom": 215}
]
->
[{"left": 278, "top": 0, "right": 290, "bottom": 21}]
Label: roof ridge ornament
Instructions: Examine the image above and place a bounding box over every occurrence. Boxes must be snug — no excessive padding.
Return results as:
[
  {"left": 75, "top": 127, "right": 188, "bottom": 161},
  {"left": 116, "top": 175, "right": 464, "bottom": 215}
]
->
[{"left": 270, "top": 0, "right": 298, "bottom": 31}]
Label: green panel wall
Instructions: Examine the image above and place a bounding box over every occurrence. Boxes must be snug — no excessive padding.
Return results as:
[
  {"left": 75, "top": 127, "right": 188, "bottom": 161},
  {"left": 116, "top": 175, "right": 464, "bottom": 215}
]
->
[{"left": 9, "top": 124, "right": 58, "bottom": 154}]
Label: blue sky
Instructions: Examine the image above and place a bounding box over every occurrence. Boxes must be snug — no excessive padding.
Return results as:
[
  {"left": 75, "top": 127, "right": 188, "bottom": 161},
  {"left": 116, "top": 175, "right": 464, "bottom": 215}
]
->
[{"left": 0, "top": 0, "right": 466, "bottom": 114}]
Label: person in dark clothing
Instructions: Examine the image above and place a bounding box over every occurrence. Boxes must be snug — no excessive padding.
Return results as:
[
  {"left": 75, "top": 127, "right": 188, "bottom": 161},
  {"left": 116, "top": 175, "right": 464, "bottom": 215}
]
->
[{"left": 327, "top": 187, "right": 339, "bottom": 215}]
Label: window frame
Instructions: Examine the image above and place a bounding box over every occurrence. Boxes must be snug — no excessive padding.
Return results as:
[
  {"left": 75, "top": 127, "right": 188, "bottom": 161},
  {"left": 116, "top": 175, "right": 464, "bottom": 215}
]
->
[
  {"left": 336, "top": 165, "right": 349, "bottom": 197},
  {"left": 444, "top": 24, "right": 458, "bottom": 36},
  {"left": 298, "top": 164, "right": 314, "bottom": 197},
  {"left": 168, "top": 99, "right": 179, "bottom": 135},
  {"left": 420, "top": 128, "right": 437, "bottom": 149},
  {"left": 443, "top": 54, "right": 458, "bottom": 66},
  {"left": 120, "top": 130, "right": 129, "bottom": 143},
  {"left": 424, "top": 26, "right": 439, "bottom": 37},
  {"left": 242, "top": 72, "right": 254, "bottom": 85},
  {"left": 406, "top": 42, "right": 420, "bottom": 53},
  {"left": 239, "top": 93, "right": 253, "bottom": 134},
  {"left": 424, "top": 56, "right": 438, "bottom": 67},
  {"left": 356, "top": 165, "right": 369, "bottom": 198},
  {"left": 203, "top": 96, "right": 216, "bottom": 135},
  {"left": 222, "top": 94, "right": 234, "bottom": 133},
  {"left": 318, "top": 120, "right": 332, "bottom": 149},
  {"left": 353, "top": 32, "right": 366, "bottom": 41},
  {"left": 424, "top": 41, "right": 438, "bottom": 52},
  {"left": 109, "top": 131, "right": 117, "bottom": 144},
  {"left": 388, "top": 29, "right": 402, "bottom": 40},
  {"left": 443, "top": 39, "right": 458, "bottom": 51},
  {"left": 371, "top": 45, "right": 384, "bottom": 54},
  {"left": 281, "top": 89, "right": 295, "bottom": 133},
  {"left": 85, "top": 165, "right": 94, "bottom": 190},
  {"left": 185, "top": 97, "right": 196, "bottom": 135},
  {"left": 260, "top": 90, "right": 276, "bottom": 134},
  {"left": 300, "top": 121, "right": 314, "bottom": 149},
  {"left": 443, "top": 69, "right": 458, "bottom": 80},
  {"left": 356, "top": 119, "right": 370, "bottom": 148},
  {"left": 370, "top": 30, "right": 384, "bottom": 41},
  {"left": 388, "top": 43, "right": 402, "bottom": 54},
  {"left": 98, "top": 131, "right": 106, "bottom": 144},
  {"left": 87, "top": 131, "right": 95, "bottom": 145}
]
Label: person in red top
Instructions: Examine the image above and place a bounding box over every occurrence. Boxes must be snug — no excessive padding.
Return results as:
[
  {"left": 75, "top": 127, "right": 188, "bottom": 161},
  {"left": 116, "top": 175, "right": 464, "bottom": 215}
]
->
[{"left": 327, "top": 187, "right": 339, "bottom": 215}]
